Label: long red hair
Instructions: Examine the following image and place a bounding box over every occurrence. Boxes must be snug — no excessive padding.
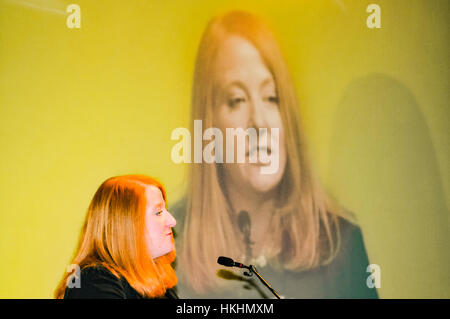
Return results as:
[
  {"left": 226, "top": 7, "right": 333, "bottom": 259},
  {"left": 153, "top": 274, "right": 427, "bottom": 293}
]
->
[
  {"left": 54, "top": 175, "right": 177, "bottom": 298},
  {"left": 179, "top": 10, "right": 346, "bottom": 293}
]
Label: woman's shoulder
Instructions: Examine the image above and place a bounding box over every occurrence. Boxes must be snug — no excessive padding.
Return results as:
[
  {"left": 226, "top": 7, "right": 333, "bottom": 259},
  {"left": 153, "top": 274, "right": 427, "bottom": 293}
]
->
[
  {"left": 328, "top": 214, "right": 379, "bottom": 298},
  {"left": 334, "top": 212, "right": 369, "bottom": 255},
  {"left": 335, "top": 213, "right": 362, "bottom": 243},
  {"left": 63, "top": 265, "right": 130, "bottom": 299}
]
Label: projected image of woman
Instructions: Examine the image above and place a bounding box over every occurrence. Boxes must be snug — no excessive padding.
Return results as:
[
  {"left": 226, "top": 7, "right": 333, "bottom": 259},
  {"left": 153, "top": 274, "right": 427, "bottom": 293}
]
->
[{"left": 172, "top": 11, "right": 378, "bottom": 298}]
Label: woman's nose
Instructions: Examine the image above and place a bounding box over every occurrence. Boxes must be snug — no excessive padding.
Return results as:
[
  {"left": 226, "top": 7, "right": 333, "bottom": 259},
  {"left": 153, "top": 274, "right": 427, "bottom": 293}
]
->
[
  {"left": 165, "top": 210, "right": 177, "bottom": 227},
  {"left": 248, "top": 98, "right": 267, "bottom": 129}
]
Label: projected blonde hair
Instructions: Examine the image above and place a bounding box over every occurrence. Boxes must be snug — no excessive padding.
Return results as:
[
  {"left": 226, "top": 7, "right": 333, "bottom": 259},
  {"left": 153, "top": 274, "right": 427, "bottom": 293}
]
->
[
  {"left": 178, "top": 10, "right": 346, "bottom": 293},
  {"left": 54, "top": 175, "right": 177, "bottom": 299}
]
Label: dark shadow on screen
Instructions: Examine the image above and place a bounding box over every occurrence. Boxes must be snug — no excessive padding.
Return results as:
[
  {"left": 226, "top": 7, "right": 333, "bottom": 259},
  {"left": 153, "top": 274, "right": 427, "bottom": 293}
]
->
[{"left": 328, "top": 73, "right": 449, "bottom": 297}]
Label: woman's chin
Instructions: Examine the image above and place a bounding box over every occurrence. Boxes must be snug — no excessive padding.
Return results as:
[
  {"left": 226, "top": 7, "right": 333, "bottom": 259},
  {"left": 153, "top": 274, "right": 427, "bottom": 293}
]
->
[{"left": 246, "top": 168, "right": 284, "bottom": 194}]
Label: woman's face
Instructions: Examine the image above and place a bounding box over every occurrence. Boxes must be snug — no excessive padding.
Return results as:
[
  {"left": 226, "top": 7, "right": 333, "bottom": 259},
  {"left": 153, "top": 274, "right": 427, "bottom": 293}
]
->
[
  {"left": 213, "top": 36, "right": 287, "bottom": 194},
  {"left": 145, "top": 185, "right": 176, "bottom": 258}
]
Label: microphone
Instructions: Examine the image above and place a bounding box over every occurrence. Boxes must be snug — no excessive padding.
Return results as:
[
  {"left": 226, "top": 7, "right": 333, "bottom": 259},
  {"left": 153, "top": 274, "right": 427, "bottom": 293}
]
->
[
  {"left": 217, "top": 256, "right": 282, "bottom": 299},
  {"left": 238, "top": 210, "right": 251, "bottom": 236},
  {"left": 217, "top": 256, "right": 250, "bottom": 269},
  {"left": 238, "top": 210, "right": 254, "bottom": 259}
]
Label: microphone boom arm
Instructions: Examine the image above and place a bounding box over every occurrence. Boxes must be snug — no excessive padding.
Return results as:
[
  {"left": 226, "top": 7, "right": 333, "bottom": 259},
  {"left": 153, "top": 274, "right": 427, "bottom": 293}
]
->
[
  {"left": 217, "top": 256, "right": 282, "bottom": 299},
  {"left": 246, "top": 265, "right": 281, "bottom": 299}
]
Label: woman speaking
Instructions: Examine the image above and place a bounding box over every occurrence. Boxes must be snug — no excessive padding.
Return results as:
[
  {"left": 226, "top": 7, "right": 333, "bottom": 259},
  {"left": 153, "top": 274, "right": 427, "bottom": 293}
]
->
[
  {"left": 54, "top": 175, "right": 178, "bottom": 299},
  {"left": 172, "top": 10, "right": 378, "bottom": 298}
]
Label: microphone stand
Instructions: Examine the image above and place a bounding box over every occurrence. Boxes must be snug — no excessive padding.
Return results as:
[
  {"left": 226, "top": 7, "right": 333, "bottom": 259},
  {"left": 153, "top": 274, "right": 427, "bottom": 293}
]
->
[
  {"left": 235, "top": 211, "right": 280, "bottom": 299},
  {"left": 244, "top": 265, "right": 281, "bottom": 299}
]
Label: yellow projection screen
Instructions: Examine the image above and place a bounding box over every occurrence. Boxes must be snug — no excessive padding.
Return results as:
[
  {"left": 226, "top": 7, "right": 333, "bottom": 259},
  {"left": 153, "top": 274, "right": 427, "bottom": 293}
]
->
[{"left": 0, "top": 0, "right": 448, "bottom": 299}]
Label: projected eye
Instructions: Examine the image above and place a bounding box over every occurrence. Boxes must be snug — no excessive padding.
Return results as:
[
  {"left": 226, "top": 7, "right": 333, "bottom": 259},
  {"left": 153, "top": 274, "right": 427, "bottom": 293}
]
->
[
  {"left": 228, "top": 97, "right": 246, "bottom": 108},
  {"left": 266, "top": 96, "right": 279, "bottom": 104}
]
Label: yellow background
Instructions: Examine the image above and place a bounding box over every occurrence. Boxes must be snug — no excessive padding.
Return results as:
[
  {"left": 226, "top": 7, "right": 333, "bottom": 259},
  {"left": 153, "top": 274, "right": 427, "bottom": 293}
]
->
[{"left": 0, "top": 0, "right": 448, "bottom": 298}]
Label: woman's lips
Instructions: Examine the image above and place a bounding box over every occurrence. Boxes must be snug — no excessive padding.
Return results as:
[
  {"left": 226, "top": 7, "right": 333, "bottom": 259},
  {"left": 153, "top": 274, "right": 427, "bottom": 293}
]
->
[
  {"left": 246, "top": 146, "right": 272, "bottom": 157},
  {"left": 246, "top": 146, "right": 272, "bottom": 166}
]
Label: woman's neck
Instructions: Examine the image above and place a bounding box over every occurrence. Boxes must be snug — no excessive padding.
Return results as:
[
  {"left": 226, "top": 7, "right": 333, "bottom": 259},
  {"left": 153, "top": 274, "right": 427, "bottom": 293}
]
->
[{"left": 222, "top": 176, "right": 278, "bottom": 258}]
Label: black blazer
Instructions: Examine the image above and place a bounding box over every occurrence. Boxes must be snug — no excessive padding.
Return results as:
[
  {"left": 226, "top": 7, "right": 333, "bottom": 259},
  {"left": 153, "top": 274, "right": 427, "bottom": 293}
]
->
[{"left": 63, "top": 265, "right": 178, "bottom": 299}]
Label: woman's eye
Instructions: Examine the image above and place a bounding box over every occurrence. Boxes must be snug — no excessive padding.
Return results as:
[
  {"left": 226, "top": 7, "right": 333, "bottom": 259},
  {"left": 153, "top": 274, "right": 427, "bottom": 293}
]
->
[
  {"left": 156, "top": 210, "right": 163, "bottom": 216},
  {"left": 267, "top": 96, "right": 279, "bottom": 104},
  {"left": 228, "top": 97, "right": 245, "bottom": 108}
]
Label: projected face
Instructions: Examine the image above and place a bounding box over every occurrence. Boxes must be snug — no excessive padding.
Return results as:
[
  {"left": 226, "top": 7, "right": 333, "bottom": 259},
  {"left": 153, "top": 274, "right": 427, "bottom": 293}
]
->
[
  {"left": 214, "top": 36, "right": 287, "bottom": 194},
  {"left": 145, "top": 186, "right": 176, "bottom": 258}
]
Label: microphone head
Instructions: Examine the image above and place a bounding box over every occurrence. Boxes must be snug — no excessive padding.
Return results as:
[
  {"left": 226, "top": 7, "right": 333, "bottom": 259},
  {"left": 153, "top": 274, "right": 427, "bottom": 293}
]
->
[
  {"left": 217, "top": 256, "right": 235, "bottom": 267},
  {"left": 238, "top": 210, "right": 251, "bottom": 235}
]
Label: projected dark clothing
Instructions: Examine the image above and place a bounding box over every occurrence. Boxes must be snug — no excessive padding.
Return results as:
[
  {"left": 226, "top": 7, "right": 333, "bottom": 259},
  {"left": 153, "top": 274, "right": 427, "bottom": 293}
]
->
[
  {"left": 63, "top": 265, "right": 178, "bottom": 299},
  {"left": 171, "top": 199, "right": 379, "bottom": 299}
]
